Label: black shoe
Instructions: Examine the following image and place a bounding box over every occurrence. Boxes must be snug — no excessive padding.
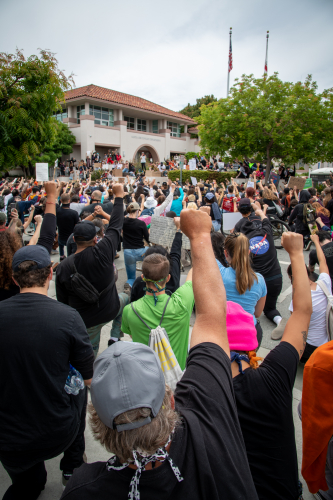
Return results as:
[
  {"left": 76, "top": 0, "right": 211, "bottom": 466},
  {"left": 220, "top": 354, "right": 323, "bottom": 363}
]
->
[
  {"left": 62, "top": 471, "right": 73, "bottom": 490},
  {"left": 108, "top": 339, "right": 120, "bottom": 347}
]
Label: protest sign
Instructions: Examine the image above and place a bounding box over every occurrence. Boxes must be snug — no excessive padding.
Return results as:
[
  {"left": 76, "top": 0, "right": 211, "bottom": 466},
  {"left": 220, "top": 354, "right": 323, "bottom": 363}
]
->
[
  {"left": 304, "top": 178, "right": 313, "bottom": 189},
  {"left": 191, "top": 177, "right": 197, "bottom": 186},
  {"left": 150, "top": 216, "right": 191, "bottom": 250},
  {"left": 222, "top": 212, "right": 242, "bottom": 231},
  {"left": 35, "top": 163, "right": 49, "bottom": 182},
  {"left": 269, "top": 172, "right": 280, "bottom": 186},
  {"left": 247, "top": 181, "right": 254, "bottom": 188},
  {"left": 287, "top": 176, "right": 306, "bottom": 191},
  {"left": 189, "top": 159, "right": 196, "bottom": 171}
]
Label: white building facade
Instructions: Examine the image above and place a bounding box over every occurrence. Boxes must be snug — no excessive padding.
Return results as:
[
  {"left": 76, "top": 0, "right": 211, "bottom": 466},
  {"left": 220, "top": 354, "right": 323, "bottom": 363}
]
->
[{"left": 59, "top": 85, "right": 199, "bottom": 163}]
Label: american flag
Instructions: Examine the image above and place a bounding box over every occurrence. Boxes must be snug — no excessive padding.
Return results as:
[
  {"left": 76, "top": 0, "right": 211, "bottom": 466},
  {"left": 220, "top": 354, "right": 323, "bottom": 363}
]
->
[
  {"left": 228, "top": 32, "right": 233, "bottom": 73},
  {"left": 264, "top": 31, "right": 269, "bottom": 74}
]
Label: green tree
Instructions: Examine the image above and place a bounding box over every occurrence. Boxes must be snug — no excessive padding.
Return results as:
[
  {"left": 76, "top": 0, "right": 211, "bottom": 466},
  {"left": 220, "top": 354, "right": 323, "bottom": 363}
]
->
[
  {"left": 0, "top": 48, "right": 74, "bottom": 174},
  {"left": 180, "top": 95, "right": 217, "bottom": 120},
  {"left": 37, "top": 120, "right": 76, "bottom": 167},
  {"left": 197, "top": 73, "right": 333, "bottom": 182}
]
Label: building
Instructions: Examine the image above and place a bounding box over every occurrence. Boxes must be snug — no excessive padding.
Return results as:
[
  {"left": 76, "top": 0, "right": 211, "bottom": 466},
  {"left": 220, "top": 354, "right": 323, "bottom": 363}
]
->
[{"left": 57, "top": 84, "right": 199, "bottom": 164}]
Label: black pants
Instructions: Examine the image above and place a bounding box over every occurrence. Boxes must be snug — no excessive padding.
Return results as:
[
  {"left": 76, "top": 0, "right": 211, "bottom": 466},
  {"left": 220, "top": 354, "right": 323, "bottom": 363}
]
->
[
  {"left": 256, "top": 320, "right": 263, "bottom": 349},
  {"left": 263, "top": 276, "right": 283, "bottom": 322},
  {"left": 141, "top": 163, "right": 146, "bottom": 172},
  {"left": 300, "top": 342, "right": 317, "bottom": 364},
  {"left": 1, "top": 389, "right": 87, "bottom": 500}
]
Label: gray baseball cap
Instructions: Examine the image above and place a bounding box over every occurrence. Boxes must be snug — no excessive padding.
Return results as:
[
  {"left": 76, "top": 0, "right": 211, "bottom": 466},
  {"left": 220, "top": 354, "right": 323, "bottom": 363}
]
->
[{"left": 91, "top": 341, "right": 165, "bottom": 432}]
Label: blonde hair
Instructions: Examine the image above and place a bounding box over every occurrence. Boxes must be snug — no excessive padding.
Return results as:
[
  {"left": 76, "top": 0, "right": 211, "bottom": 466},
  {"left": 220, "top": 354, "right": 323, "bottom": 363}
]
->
[
  {"left": 187, "top": 202, "right": 198, "bottom": 210},
  {"left": 262, "top": 187, "right": 278, "bottom": 201},
  {"left": 224, "top": 233, "right": 258, "bottom": 294},
  {"left": 89, "top": 385, "right": 180, "bottom": 464}
]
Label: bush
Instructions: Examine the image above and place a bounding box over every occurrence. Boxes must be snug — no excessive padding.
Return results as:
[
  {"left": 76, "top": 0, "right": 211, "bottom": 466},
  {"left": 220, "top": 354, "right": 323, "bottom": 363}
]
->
[
  {"left": 167, "top": 170, "right": 237, "bottom": 184},
  {"left": 185, "top": 152, "right": 198, "bottom": 161},
  {"left": 91, "top": 169, "right": 104, "bottom": 181},
  {"left": 299, "top": 166, "right": 305, "bottom": 170}
]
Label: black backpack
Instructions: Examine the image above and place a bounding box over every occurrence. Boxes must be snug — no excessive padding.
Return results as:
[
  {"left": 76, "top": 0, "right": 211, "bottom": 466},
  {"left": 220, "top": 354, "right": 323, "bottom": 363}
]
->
[
  {"left": 69, "top": 256, "right": 112, "bottom": 306},
  {"left": 0, "top": 196, "right": 4, "bottom": 210}
]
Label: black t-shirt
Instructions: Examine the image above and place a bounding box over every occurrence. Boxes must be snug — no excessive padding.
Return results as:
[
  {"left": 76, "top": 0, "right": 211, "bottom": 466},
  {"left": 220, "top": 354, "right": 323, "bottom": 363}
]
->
[
  {"left": 0, "top": 293, "right": 93, "bottom": 454},
  {"left": 56, "top": 205, "right": 79, "bottom": 241},
  {"left": 235, "top": 217, "right": 282, "bottom": 279},
  {"left": 122, "top": 218, "right": 149, "bottom": 249},
  {"left": 130, "top": 232, "right": 182, "bottom": 302},
  {"left": 309, "top": 241, "right": 333, "bottom": 291},
  {"left": 233, "top": 342, "right": 299, "bottom": 500},
  {"left": 56, "top": 199, "right": 124, "bottom": 329},
  {"left": 61, "top": 343, "right": 258, "bottom": 500}
]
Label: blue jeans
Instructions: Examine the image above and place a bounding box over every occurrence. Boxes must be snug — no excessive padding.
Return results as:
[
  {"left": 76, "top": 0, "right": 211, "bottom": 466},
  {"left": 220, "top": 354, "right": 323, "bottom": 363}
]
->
[
  {"left": 122, "top": 168, "right": 128, "bottom": 175},
  {"left": 58, "top": 238, "right": 67, "bottom": 258},
  {"left": 212, "top": 220, "right": 221, "bottom": 232},
  {"left": 124, "top": 248, "right": 148, "bottom": 286}
]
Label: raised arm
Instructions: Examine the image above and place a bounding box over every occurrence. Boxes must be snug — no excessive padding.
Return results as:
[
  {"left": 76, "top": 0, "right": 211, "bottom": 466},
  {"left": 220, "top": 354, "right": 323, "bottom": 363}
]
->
[
  {"left": 180, "top": 209, "right": 229, "bottom": 355},
  {"left": 28, "top": 215, "right": 43, "bottom": 246},
  {"left": 311, "top": 233, "right": 329, "bottom": 275},
  {"left": 37, "top": 181, "right": 57, "bottom": 253},
  {"left": 280, "top": 232, "right": 312, "bottom": 358},
  {"left": 23, "top": 206, "right": 35, "bottom": 230}
]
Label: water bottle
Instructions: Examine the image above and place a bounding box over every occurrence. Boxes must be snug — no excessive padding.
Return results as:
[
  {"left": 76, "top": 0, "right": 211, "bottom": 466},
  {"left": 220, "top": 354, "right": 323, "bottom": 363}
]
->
[{"left": 64, "top": 364, "right": 85, "bottom": 395}]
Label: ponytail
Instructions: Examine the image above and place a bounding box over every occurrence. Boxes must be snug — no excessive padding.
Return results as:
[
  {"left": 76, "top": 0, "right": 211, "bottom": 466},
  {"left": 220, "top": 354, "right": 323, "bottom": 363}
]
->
[
  {"left": 247, "top": 350, "right": 263, "bottom": 369},
  {"left": 225, "top": 233, "right": 258, "bottom": 295}
]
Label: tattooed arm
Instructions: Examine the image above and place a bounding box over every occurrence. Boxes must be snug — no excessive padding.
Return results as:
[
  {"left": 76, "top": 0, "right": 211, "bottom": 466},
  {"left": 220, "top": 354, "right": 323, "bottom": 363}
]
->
[{"left": 280, "top": 233, "right": 312, "bottom": 359}]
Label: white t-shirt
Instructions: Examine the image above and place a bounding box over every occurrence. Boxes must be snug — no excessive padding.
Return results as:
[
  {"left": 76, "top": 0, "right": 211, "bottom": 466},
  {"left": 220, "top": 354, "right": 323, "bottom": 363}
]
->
[
  {"left": 141, "top": 155, "right": 146, "bottom": 163},
  {"left": 289, "top": 272, "right": 331, "bottom": 347}
]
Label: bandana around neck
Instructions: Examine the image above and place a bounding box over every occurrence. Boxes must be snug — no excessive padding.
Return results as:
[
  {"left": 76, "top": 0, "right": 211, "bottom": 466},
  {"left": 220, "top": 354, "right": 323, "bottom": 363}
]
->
[
  {"left": 142, "top": 276, "right": 167, "bottom": 305},
  {"left": 106, "top": 433, "right": 183, "bottom": 500}
]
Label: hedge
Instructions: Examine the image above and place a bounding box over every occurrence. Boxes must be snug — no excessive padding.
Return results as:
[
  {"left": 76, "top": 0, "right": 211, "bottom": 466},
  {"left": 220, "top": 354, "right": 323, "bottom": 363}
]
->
[{"left": 167, "top": 170, "right": 238, "bottom": 184}]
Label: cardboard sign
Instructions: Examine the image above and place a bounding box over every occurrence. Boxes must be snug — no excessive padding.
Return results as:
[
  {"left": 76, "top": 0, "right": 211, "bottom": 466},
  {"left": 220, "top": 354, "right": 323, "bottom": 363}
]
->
[
  {"left": 189, "top": 159, "right": 196, "bottom": 171},
  {"left": 191, "top": 176, "right": 197, "bottom": 186},
  {"left": 288, "top": 176, "right": 306, "bottom": 191},
  {"left": 35, "top": 163, "right": 49, "bottom": 182},
  {"left": 150, "top": 215, "right": 191, "bottom": 250}
]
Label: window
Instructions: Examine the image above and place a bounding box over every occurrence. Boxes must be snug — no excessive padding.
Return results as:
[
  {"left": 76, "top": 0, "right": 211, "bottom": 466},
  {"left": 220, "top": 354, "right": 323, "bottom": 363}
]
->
[
  {"left": 124, "top": 116, "right": 135, "bottom": 130},
  {"left": 53, "top": 108, "right": 68, "bottom": 122},
  {"left": 152, "top": 120, "right": 158, "bottom": 134},
  {"left": 137, "top": 119, "right": 147, "bottom": 132},
  {"left": 90, "top": 105, "right": 114, "bottom": 126},
  {"left": 167, "top": 121, "right": 181, "bottom": 137},
  {"left": 77, "top": 105, "right": 85, "bottom": 124}
]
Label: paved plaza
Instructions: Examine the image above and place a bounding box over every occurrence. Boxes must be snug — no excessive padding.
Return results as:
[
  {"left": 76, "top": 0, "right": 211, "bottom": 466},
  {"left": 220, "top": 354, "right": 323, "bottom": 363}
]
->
[{"left": 0, "top": 245, "right": 315, "bottom": 499}]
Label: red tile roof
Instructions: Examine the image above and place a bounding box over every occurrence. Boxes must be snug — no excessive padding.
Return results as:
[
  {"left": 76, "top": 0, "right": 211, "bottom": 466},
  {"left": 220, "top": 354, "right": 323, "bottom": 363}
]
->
[
  {"left": 188, "top": 126, "right": 199, "bottom": 133},
  {"left": 64, "top": 85, "right": 195, "bottom": 123}
]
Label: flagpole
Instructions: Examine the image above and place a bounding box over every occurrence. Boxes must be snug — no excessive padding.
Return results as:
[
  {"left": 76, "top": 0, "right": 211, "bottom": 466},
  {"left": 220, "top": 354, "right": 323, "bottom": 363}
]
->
[
  {"left": 227, "top": 27, "right": 232, "bottom": 98},
  {"left": 264, "top": 30, "right": 269, "bottom": 76}
]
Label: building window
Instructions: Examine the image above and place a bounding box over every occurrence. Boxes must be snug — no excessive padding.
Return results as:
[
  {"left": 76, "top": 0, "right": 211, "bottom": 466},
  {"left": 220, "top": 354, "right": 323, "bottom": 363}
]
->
[
  {"left": 77, "top": 105, "right": 85, "bottom": 124},
  {"left": 124, "top": 116, "right": 135, "bottom": 130},
  {"left": 137, "top": 119, "right": 147, "bottom": 132},
  {"left": 167, "top": 121, "right": 181, "bottom": 137},
  {"left": 152, "top": 120, "right": 158, "bottom": 134},
  {"left": 90, "top": 105, "right": 114, "bottom": 126},
  {"left": 53, "top": 108, "right": 68, "bottom": 122}
]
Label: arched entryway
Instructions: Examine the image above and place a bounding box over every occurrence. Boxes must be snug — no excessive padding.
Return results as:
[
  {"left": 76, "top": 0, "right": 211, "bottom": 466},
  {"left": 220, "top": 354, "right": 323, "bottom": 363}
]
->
[{"left": 132, "top": 144, "right": 160, "bottom": 164}]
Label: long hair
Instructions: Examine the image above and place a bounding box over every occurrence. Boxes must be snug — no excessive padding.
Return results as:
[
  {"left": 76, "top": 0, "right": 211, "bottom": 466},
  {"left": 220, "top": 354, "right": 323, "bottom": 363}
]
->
[
  {"left": 323, "top": 188, "right": 332, "bottom": 208},
  {"left": 312, "top": 202, "right": 330, "bottom": 218},
  {"left": 224, "top": 233, "right": 258, "bottom": 294},
  {"left": 0, "top": 231, "right": 23, "bottom": 289},
  {"left": 262, "top": 187, "right": 278, "bottom": 201}
]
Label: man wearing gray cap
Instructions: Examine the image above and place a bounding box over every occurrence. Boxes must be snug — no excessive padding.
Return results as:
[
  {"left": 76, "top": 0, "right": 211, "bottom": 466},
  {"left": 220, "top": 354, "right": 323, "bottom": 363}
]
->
[
  {"left": 61, "top": 209, "right": 259, "bottom": 500},
  {"left": 0, "top": 182, "right": 94, "bottom": 499}
]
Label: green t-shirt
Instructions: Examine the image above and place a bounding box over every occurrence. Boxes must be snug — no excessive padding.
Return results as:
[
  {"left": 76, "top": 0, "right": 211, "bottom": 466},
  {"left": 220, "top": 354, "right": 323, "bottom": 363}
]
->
[{"left": 121, "top": 281, "right": 194, "bottom": 370}]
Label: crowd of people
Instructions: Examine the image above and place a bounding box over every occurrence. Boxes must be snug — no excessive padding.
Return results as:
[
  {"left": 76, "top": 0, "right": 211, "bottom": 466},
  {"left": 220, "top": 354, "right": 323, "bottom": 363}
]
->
[{"left": 1, "top": 165, "right": 333, "bottom": 500}]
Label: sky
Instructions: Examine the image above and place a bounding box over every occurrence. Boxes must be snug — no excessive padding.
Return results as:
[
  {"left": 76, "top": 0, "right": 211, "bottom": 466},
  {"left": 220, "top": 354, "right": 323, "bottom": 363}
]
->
[{"left": 1, "top": 0, "right": 333, "bottom": 112}]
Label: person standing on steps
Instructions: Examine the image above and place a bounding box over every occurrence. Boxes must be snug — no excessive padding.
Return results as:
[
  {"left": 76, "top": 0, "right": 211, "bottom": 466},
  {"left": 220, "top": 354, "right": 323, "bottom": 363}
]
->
[{"left": 140, "top": 152, "right": 146, "bottom": 173}]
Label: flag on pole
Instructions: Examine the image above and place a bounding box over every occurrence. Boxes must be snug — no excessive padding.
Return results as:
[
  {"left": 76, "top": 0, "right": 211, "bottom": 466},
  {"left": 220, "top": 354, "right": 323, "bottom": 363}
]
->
[
  {"left": 264, "top": 31, "right": 269, "bottom": 74},
  {"left": 228, "top": 29, "right": 233, "bottom": 73}
]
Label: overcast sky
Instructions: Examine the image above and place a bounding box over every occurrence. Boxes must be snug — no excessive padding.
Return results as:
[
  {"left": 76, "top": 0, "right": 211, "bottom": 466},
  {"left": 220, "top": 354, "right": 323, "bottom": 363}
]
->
[{"left": 1, "top": 0, "right": 332, "bottom": 112}]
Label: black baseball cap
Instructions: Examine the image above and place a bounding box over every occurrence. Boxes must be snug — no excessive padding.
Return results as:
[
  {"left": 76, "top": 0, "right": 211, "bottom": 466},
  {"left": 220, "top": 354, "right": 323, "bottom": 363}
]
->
[
  {"left": 73, "top": 221, "right": 99, "bottom": 241},
  {"left": 12, "top": 245, "right": 51, "bottom": 272},
  {"left": 238, "top": 198, "right": 251, "bottom": 207}
]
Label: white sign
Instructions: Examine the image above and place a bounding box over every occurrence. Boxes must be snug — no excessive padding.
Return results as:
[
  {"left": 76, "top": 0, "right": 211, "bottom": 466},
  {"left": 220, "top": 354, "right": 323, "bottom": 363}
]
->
[
  {"left": 189, "top": 159, "right": 196, "bottom": 170},
  {"left": 247, "top": 181, "right": 255, "bottom": 188},
  {"left": 222, "top": 212, "right": 243, "bottom": 231},
  {"left": 87, "top": 151, "right": 91, "bottom": 157},
  {"left": 217, "top": 161, "right": 224, "bottom": 168},
  {"left": 191, "top": 176, "right": 197, "bottom": 186},
  {"left": 180, "top": 155, "right": 185, "bottom": 162},
  {"left": 35, "top": 163, "right": 49, "bottom": 182}
]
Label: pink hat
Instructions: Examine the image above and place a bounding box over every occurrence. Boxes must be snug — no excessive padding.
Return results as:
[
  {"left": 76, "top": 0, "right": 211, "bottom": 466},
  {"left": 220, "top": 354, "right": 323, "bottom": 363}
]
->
[{"left": 226, "top": 302, "right": 258, "bottom": 351}]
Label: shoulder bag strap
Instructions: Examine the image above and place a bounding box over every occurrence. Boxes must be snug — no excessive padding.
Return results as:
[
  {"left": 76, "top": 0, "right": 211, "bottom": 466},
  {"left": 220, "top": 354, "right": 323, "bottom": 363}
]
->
[
  {"left": 131, "top": 303, "right": 152, "bottom": 331},
  {"left": 316, "top": 279, "right": 332, "bottom": 299},
  {"left": 159, "top": 296, "right": 171, "bottom": 326}
]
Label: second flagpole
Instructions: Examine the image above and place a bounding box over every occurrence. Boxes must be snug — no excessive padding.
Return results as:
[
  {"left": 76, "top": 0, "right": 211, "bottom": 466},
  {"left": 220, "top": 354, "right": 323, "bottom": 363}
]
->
[{"left": 227, "top": 27, "right": 232, "bottom": 98}]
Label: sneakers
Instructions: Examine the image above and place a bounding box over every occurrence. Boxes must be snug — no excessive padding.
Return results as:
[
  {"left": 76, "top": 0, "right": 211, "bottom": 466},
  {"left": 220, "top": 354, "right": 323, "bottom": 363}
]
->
[
  {"left": 123, "top": 283, "right": 132, "bottom": 296},
  {"left": 51, "top": 249, "right": 59, "bottom": 255},
  {"left": 313, "top": 493, "right": 325, "bottom": 500},
  {"left": 108, "top": 338, "right": 119, "bottom": 347},
  {"left": 271, "top": 318, "right": 288, "bottom": 340},
  {"left": 305, "top": 240, "right": 312, "bottom": 251},
  {"left": 62, "top": 472, "right": 73, "bottom": 490}
]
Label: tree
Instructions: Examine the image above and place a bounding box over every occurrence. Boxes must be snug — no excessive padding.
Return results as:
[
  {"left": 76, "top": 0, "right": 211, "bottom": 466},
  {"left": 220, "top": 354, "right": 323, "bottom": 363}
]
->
[
  {"left": 197, "top": 73, "right": 333, "bottom": 182},
  {"left": 37, "top": 120, "right": 76, "bottom": 167},
  {"left": 180, "top": 95, "right": 217, "bottom": 120},
  {"left": 0, "top": 48, "right": 74, "bottom": 174}
]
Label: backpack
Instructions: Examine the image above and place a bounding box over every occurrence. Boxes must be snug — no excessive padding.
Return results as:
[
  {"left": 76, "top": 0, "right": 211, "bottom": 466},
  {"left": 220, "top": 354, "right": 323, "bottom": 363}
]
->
[
  {"left": 222, "top": 196, "right": 235, "bottom": 213},
  {"left": 316, "top": 280, "right": 333, "bottom": 341},
  {"left": 302, "top": 203, "right": 317, "bottom": 232},
  {"left": 131, "top": 297, "right": 183, "bottom": 391},
  {"left": 68, "top": 255, "right": 113, "bottom": 306},
  {"left": 0, "top": 196, "right": 4, "bottom": 210}
]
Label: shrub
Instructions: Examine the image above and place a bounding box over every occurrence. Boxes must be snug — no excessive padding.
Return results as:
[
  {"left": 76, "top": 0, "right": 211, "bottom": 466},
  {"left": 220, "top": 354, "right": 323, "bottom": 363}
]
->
[
  {"left": 91, "top": 169, "right": 104, "bottom": 181},
  {"left": 185, "top": 152, "right": 198, "bottom": 161},
  {"left": 167, "top": 170, "right": 237, "bottom": 184},
  {"left": 299, "top": 166, "right": 305, "bottom": 170}
]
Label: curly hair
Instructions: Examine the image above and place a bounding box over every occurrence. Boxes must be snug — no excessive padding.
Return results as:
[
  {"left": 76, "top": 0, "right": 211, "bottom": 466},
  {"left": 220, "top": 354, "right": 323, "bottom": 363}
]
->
[{"left": 0, "top": 231, "right": 23, "bottom": 289}]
